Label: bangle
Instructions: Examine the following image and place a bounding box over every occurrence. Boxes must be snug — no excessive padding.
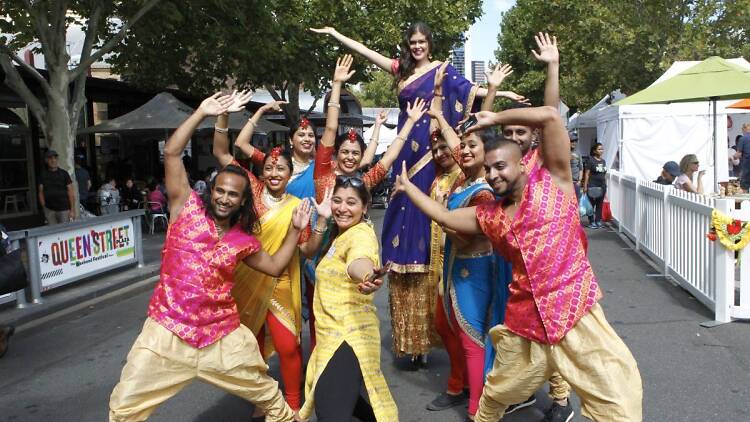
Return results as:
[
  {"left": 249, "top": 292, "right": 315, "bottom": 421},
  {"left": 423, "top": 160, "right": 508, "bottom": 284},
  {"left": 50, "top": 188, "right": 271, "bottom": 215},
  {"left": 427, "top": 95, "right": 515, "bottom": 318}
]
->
[
  {"left": 362, "top": 271, "right": 374, "bottom": 284},
  {"left": 434, "top": 90, "right": 443, "bottom": 96},
  {"left": 393, "top": 136, "right": 404, "bottom": 143},
  {"left": 247, "top": 119, "right": 256, "bottom": 127},
  {"left": 214, "top": 126, "right": 228, "bottom": 133},
  {"left": 369, "top": 138, "right": 379, "bottom": 143},
  {"left": 313, "top": 225, "right": 327, "bottom": 235},
  {"left": 327, "top": 102, "right": 340, "bottom": 109}
]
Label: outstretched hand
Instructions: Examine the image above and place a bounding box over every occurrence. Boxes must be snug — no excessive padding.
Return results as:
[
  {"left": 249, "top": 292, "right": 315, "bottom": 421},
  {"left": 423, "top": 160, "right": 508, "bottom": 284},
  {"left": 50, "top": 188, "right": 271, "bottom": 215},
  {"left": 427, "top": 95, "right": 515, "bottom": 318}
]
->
[
  {"left": 406, "top": 98, "right": 428, "bottom": 122},
  {"left": 532, "top": 32, "right": 559, "bottom": 64},
  {"left": 312, "top": 188, "right": 332, "bottom": 220},
  {"left": 333, "top": 54, "right": 356, "bottom": 83},
  {"left": 309, "top": 26, "right": 337, "bottom": 35},
  {"left": 486, "top": 63, "right": 514, "bottom": 87},
  {"left": 292, "top": 200, "right": 313, "bottom": 231},
  {"left": 464, "top": 111, "right": 499, "bottom": 134},
  {"left": 226, "top": 90, "right": 253, "bottom": 113},
  {"left": 502, "top": 91, "right": 531, "bottom": 105},
  {"left": 358, "top": 262, "right": 390, "bottom": 294},
  {"left": 198, "top": 92, "right": 235, "bottom": 116},
  {"left": 261, "top": 100, "right": 288, "bottom": 113}
]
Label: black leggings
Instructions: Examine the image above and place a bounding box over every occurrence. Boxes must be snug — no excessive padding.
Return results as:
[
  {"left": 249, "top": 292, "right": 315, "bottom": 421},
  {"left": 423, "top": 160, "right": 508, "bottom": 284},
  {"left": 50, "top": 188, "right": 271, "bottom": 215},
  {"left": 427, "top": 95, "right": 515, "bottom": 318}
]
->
[
  {"left": 314, "top": 342, "right": 376, "bottom": 422},
  {"left": 588, "top": 187, "right": 606, "bottom": 223}
]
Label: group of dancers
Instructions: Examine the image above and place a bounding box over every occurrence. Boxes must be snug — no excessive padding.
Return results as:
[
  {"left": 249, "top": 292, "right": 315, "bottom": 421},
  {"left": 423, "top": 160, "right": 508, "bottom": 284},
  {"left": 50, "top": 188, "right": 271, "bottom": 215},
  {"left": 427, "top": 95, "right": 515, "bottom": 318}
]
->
[{"left": 107, "top": 21, "right": 643, "bottom": 422}]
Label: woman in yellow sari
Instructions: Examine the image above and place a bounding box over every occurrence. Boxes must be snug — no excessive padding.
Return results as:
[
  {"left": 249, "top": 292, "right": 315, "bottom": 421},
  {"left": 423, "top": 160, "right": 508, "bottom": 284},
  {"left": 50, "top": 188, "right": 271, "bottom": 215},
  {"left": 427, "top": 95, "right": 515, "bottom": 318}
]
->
[{"left": 213, "top": 115, "right": 329, "bottom": 415}]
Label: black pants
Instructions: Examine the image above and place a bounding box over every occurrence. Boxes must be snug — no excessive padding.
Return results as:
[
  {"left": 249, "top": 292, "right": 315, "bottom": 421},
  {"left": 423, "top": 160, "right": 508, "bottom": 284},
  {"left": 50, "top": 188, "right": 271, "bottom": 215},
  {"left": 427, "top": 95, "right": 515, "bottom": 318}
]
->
[
  {"left": 588, "top": 187, "right": 606, "bottom": 223},
  {"left": 314, "top": 342, "right": 376, "bottom": 422}
]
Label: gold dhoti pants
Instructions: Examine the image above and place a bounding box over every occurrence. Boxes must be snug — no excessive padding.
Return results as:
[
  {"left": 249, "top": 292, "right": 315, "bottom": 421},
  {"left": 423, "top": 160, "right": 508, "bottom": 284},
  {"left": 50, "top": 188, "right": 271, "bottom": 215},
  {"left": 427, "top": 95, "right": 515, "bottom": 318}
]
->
[
  {"left": 109, "top": 318, "right": 295, "bottom": 422},
  {"left": 476, "top": 303, "right": 643, "bottom": 422}
]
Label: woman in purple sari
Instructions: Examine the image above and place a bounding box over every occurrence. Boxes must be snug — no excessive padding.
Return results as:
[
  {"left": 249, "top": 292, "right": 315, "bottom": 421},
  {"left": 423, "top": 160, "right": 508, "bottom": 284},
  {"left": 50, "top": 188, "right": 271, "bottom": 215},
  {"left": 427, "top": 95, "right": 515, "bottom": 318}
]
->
[{"left": 311, "top": 22, "right": 526, "bottom": 365}]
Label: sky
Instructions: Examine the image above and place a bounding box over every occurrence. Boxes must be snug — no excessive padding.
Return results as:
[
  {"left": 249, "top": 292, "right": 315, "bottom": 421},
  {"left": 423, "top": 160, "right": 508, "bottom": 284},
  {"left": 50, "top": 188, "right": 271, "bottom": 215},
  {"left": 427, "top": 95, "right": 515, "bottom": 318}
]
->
[{"left": 467, "top": 0, "right": 516, "bottom": 64}]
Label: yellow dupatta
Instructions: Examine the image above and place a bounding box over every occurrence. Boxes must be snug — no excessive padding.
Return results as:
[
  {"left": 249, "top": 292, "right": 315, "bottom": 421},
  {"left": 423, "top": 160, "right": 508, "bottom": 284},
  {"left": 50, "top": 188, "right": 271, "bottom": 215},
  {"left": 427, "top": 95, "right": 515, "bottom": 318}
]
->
[{"left": 232, "top": 195, "right": 303, "bottom": 354}]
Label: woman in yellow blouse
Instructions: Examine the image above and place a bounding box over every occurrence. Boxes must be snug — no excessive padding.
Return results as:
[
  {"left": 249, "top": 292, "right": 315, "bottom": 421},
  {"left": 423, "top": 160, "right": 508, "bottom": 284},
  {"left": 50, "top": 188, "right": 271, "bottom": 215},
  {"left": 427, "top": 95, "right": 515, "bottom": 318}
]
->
[{"left": 299, "top": 176, "right": 397, "bottom": 422}]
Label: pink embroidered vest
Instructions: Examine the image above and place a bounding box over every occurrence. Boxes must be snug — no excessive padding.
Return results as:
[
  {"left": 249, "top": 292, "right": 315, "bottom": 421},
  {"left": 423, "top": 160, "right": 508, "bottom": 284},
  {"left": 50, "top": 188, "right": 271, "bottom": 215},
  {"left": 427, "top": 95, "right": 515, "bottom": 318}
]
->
[
  {"left": 476, "top": 162, "right": 601, "bottom": 344},
  {"left": 148, "top": 192, "right": 261, "bottom": 348}
]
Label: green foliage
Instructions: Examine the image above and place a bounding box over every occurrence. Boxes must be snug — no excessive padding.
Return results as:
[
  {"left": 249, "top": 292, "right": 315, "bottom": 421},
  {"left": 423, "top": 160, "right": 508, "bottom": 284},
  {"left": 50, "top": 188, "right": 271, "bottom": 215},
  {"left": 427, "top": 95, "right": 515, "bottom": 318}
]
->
[
  {"left": 109, "top": 0, "right": 482, "bottom": 124},
  {"left": 495, "top": 0, "right": 750, "bottom": 111},
  {"left": 358, "top": 71, "right": 399, "bottom": 107}
]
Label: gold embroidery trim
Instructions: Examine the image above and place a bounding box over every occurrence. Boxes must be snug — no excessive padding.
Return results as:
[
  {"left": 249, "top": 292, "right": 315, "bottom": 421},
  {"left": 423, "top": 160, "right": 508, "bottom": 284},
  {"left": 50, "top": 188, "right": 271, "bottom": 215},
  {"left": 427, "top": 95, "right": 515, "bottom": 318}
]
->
[{"left": 407, "top": 152, "right": 433, "bottom": 179}]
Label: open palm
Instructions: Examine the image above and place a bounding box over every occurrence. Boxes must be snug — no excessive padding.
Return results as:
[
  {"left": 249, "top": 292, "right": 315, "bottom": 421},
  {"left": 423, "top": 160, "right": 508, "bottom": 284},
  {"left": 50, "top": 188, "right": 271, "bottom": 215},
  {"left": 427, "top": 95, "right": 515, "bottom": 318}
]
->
[
  {"left": 226, "top": 90, "right": 253, "bottom": 113},
  {"left": 199, "top": 92, "right": 234, "bottom": 116},
  {"left": 532, "top": 32, "right": 559, "bottom": 64},
  {"left": 313, "top": 189, "right": 332, "bottom": 220}
]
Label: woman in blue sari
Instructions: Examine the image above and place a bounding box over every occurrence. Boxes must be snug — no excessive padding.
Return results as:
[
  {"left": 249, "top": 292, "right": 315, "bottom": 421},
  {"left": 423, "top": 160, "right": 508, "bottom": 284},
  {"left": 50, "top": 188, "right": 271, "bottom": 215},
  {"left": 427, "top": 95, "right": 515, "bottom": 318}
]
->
[{"left": 311, "top": 22, "right": 525, "bottom": 365}]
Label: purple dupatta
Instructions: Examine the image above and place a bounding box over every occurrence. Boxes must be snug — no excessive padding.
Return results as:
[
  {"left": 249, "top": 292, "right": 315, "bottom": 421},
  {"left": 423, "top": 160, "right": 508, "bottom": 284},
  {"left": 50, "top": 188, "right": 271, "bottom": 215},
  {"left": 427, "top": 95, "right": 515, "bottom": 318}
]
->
[{"left": 382, "top": 63, "right": 477, "bottom": 273}]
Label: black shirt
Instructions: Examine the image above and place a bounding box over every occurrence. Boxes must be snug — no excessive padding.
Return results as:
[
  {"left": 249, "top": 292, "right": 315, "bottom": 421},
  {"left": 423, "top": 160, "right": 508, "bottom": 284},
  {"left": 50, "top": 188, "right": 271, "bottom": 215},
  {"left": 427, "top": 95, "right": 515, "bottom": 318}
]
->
[
  {"left": 75, "top": 166, "right": 90, "bottom": 201},
  {"left": 40, "top": 168, "right": 72, "bottom": 211},
  {"left": 586, "top": 157, "right": 607, "bottom": 188}
]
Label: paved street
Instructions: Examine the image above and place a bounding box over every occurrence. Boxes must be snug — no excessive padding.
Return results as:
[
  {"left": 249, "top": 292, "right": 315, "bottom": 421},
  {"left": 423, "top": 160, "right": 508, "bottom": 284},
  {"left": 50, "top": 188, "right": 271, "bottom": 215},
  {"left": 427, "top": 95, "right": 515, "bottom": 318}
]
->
[{"left": 1, "top": 209, "right": 749, "bottom": 421}]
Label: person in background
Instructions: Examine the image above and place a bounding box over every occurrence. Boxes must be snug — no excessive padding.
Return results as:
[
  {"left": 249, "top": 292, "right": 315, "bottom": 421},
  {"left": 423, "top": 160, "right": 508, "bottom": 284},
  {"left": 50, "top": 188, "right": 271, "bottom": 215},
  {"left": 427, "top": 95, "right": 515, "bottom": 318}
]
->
[
  {"left": 569, "top": 133, "right": 583, "bottom": 200},
  {"left": 734, "top": 123, "right": 750, "bottom": 191},
  {"left": 98, "top": 177, "right": 120, "bottom": 215},
  {"left": 74, "top": 155, "right": 91, "bottom": 208},
  {"left": 39, "top": 149, "right": 77, "bottom": 224},
  {"left": 582, "top": 142, "right": 607, "bottom": 229},
  {"left": 0, "top": 223, "right": 15, "bottom": 359},
  {"left": 147, "top": 181, "right": 167, "bottom": 212},
  {"left": 674, "top": 154, "right": 704, "bottom": 194},
  {"left": 120, "top": 178, "right": 142, "bottom": 210},
  {"left": 654, "top": 161, "right": 680, "bottom": 185},
  {"left": 729, "top": 135, "right": 742, "bottom": 177}
]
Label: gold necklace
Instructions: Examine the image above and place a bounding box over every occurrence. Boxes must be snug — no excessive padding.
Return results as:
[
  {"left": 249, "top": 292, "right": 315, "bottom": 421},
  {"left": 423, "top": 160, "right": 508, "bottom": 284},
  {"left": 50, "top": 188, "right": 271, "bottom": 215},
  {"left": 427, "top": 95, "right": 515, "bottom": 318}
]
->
[
  {"left": 214, "top": 219, "right": 227, "bottom": 238},
  {"left": 262, "top": 187, "right": 286, "bottom": 206}
]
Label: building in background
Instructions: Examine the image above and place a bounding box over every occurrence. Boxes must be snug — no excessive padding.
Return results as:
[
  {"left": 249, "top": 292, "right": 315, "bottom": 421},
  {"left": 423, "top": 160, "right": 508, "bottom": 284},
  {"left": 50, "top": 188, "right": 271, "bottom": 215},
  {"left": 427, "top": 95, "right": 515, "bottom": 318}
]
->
[
  {"left": 471, "top": 60, "right": 486, "bottom": 84},
  {"left": 450, "top": 45, "right": 466, "bottom": 77}
]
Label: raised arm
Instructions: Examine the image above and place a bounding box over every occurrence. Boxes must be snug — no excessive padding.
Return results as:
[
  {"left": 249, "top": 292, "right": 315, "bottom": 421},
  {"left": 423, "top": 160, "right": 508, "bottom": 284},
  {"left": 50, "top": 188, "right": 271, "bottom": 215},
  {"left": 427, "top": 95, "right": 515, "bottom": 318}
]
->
[
  {"left": 532, "top": 32, "right": 560, "bottom": 109},
  {"left": 212, "top": 90, "right": 254, "bottom": 168},
  {"left": 393, "top": 162, "right": 483, "bottom": 235},
  {"left": 360, "top": 110, "right": 387, "bottom": 168},
  {"left": 377, "top": 98, "right": 428, "bottom": 171},
  {"left": 234, "top": 100, "right": 287, "bottom": 165},
  {"left": 243, "top": 202, "right": 311, "bottom": 277},
  {"left": 320, "top": 54, "right": 356, "bottom": 148},
  {"left": 167, "top": 93, "right": 233, "bottom": 219},
  {"left": 310, "top": 27, "right": 392, "bottom": 72},
  {"left": 481, "top": 63, "right": 514, "bottom": 111},
  {"left": 469, "top": 107, "right": 572, "bottom": 189}
]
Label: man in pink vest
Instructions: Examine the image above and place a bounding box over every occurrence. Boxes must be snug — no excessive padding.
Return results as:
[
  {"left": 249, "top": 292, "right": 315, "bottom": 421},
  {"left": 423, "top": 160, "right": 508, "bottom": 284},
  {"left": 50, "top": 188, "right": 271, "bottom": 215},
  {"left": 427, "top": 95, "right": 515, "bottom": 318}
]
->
[
  {"left": 109, "top": 93, "right": 308, "bottom": 422},
  {"left": 394, "top": 105, "right": 642, "bottom": 422}
]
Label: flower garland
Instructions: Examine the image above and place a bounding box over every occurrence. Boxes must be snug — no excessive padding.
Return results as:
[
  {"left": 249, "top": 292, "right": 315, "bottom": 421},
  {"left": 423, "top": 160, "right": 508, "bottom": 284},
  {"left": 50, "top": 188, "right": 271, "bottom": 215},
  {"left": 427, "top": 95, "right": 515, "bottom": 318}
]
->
[{"left": 707, "top": 209, "right": 750, "bottom": 251}]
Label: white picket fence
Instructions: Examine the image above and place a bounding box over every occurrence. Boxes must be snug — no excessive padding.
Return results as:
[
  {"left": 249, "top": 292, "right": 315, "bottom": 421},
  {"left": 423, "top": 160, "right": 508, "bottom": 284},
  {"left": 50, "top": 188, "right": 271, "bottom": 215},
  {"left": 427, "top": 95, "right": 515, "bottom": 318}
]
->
[{"left": 608, "top": 170, "right": 750, "bottom": 323}]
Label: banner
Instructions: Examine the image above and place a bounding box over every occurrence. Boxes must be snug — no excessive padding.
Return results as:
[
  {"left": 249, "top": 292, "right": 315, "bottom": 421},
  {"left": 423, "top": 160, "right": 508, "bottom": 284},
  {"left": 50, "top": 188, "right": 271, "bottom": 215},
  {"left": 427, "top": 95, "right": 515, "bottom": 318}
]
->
[{"left": 36, "top": 218, "right": 135, "bottom": 289}]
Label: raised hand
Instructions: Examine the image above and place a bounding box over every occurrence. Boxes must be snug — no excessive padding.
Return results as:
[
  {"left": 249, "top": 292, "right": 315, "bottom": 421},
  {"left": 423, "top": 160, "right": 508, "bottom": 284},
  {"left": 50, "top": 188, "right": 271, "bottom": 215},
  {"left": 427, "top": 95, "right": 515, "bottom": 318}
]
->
[
  {"left": 406, "top": 98, "right": 428, "bottom": 122},
  {"left": 464, "top": 111, "right": 498, "bottom": 134},
  {"left": 292, "top": 200, "right": 313, "bottom": 230},
  {"left": 333, "top": 54, "right": 356, "bottom": 83},
  {"left": 531, "top": 32, "right": 559, "bottom": 64},
  {"left": 309, "top": 26, "right": 337, "bottom": 35},
  {"left": 226, "top": 90, "right": 253, "bottom": 113},
  {"left": 375, "top": 110, "right": 388, "bottom": 126},
  {"left": 392, "top": 161, "right": 410, "bottom": 194},
  {"left": 501, "top": 91, "right": 531, "bottom": 105},
  {"left": 486, "top": 63, "right": 514, "bottom": 87},
  {"left": 434, "top": 61, "right": 449, "bottom": 91},
  {"left": 358, "top": 262, "right": 390, "bottom": 294},
  {"left": 260, "top": 100, "right": 288, "bottom": 113},
  {"left": 198, "top": 92, "right": 234, "bottom": 116},
  {"left": 312, "top": 188, "right": 332, "bottom": 220}
]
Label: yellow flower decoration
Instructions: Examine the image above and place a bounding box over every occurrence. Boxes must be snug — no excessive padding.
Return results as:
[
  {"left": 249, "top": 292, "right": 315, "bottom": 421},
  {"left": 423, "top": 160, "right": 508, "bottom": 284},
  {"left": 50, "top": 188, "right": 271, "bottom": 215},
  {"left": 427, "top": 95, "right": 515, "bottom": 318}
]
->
[{"left": 710, "top": 209, "right": 750, "bottom": 251}]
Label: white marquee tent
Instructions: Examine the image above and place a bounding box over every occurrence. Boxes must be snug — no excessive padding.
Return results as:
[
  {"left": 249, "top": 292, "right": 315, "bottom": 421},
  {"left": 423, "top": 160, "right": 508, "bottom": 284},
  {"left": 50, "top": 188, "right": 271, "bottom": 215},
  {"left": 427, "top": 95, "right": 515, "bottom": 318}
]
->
[{"left": 594, "top": 58, "right": 750, "bottom": 189}]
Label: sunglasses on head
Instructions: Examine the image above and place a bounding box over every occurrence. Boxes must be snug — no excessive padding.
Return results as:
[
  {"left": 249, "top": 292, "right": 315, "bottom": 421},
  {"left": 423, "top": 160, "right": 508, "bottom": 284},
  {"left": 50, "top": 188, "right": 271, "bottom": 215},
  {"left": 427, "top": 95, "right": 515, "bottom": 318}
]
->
[
  {"left": 335, "top": 175, "right": 365, "bottom": 188},
  {"left": 692, "top": 161, "right": 699, "bottom": 164}
]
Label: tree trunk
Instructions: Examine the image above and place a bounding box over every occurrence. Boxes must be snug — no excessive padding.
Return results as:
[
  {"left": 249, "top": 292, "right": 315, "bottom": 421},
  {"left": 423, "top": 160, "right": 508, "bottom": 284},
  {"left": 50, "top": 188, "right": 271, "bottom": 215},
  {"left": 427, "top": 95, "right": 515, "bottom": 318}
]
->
[
  {"left": 284, "top": 82, "right": 301, "bottom": 128},
  {"left": 45, "top": 73, "right": 80, "bottom": 207}
]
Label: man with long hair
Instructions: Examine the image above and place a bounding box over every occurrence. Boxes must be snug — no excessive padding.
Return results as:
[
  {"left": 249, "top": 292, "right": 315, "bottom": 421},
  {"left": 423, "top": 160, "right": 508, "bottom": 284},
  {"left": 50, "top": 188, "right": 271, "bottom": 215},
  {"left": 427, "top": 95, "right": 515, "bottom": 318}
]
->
[{"left": 109, "top": 93, "right": 308, "bottom": 422}]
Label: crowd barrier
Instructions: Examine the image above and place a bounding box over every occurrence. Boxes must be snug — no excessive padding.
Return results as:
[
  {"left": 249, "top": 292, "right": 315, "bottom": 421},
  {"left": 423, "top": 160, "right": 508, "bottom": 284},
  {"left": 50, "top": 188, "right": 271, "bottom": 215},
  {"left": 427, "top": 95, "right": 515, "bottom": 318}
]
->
[
  {"left": 0, "top": 210, "right": 145, "bottom": 308},
  {"left": 608, "top": 170, "right": 749, "bottom": 324}
]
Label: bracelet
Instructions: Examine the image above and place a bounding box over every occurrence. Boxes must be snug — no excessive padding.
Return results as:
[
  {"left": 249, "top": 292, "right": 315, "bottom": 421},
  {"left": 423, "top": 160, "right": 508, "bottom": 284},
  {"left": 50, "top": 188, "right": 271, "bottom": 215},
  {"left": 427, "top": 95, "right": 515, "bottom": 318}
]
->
[
  {"left": 434, "top": 90, "right": 443, "bottom": 96},
  {"left": 214, "top": 126, "right": 228, "bottom": 133},
  {"left": 313, "top": 225, "right": 327, "bottom": 235},
  {"left": 246, "top": 120, "right": 256, "bottom": 127},
  {"left": 393, "top": 136, "right": 405, "bottom": 143},
  {"left": 362, "top": 271, "right": 374, "bottom": 284},
  {"left": 327, "top": 102, "right": 340, "bottom": 109},
  {"left": 369, "top": 138, "right": 379, "bottom": 143}
]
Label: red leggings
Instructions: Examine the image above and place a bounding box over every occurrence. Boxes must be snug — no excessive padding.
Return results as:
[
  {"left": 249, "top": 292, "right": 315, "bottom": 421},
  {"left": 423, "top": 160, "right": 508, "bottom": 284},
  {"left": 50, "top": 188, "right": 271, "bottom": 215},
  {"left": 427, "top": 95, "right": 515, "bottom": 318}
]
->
[
  {"left": 434, "top": 296, "right": 485, "bottom": 416},
  {"left": 257, "top": 311, "right": 302, "bottom": 410}
]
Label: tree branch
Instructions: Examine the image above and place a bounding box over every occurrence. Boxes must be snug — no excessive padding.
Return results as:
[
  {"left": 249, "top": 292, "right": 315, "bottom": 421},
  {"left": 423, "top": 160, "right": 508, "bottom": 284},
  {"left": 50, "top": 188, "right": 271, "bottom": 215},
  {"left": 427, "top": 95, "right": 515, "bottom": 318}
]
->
[
  {"left": 265, "top": 84, "right": 283, "bottom": 101},
  {"left": 70, "top": 0, "right": 161, "bottom": 80},
  {"left": 0, "top": 45, "right": 52, "bottom": 93},
  {"left": 306, "top": 95, "right": 320, "bottom": 114},
  {"left": 0, "top": 53, "right": 47, "bottom": 135}
]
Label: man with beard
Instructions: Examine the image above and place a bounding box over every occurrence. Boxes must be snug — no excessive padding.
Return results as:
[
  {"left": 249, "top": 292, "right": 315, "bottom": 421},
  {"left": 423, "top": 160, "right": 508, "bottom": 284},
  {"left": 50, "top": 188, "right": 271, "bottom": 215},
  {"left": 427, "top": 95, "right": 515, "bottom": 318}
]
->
[
  {"left": 392, "top": 104, "right": 643, "bottom": 422},
  {"left": 109, "top": 93, "right": 307, "bottom": 422}
]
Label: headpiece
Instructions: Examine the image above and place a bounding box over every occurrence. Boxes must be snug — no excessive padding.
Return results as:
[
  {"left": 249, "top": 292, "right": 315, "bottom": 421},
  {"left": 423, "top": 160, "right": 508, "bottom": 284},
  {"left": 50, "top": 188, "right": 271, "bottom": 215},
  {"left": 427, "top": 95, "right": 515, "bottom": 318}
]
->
[
  {"left": 347, "top": 128, "right": 358, "bottom": 143},
  {"left": 270, "top": 146, "right": 282, "bottom": 165},
  {"left": 430, "top": 129, "right": 441, "bottom": 144},
  {"left": 299, "top": 117, "right": 310, "bottom": 129}
]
